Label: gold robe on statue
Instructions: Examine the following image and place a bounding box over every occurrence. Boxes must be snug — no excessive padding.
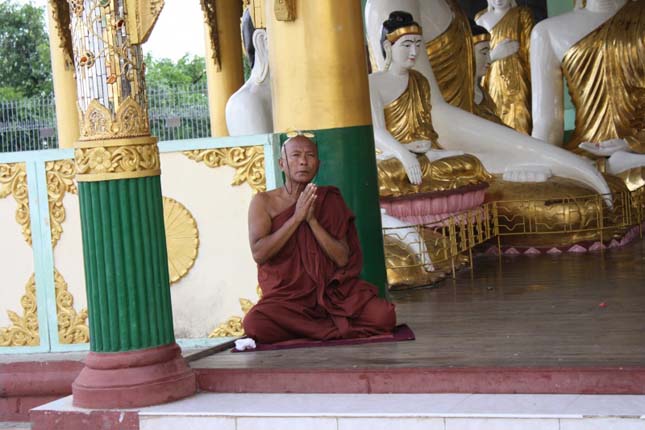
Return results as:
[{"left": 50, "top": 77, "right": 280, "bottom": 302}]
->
[
  {"left": 426, "top": 0, "right": 475, "bottom": 113},
  {"left": 474, "top": 86, "right": 504, "bottom": 125},
  {"left": 482, "top": 6, "right": 533, "bottom": 134},
  {"left": 562, "top": 0, "right": 645, "bottom": 154},
  {"left": 377, "top": 70, "right": 491, "bottom": 199}
]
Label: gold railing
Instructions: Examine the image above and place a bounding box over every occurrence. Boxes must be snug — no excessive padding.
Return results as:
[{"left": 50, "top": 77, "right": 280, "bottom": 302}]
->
[{"left": 384, "top": 186, "right": 645, "bottom": 285}]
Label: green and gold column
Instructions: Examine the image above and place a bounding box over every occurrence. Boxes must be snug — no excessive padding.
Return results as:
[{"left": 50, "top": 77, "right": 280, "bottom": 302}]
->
[
  {"left": 267, "top": 0, "right": 388, "bottom": 296},
  {"left": 66, "top": 0, "right": 196, "bottom": 408}
]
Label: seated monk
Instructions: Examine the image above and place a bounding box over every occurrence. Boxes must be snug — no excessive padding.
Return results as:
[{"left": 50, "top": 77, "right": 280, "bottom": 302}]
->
[{"left": 243, "top": 134, "right": 396, "bottom": 344}]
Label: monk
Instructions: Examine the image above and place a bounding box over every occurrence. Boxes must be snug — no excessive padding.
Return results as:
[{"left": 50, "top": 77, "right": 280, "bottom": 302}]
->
[{"left": 243, "top": 134, "right": 397, "bottom": 344}]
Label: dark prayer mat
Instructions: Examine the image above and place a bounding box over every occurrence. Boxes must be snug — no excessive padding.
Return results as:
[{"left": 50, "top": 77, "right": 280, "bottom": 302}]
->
[{"left": 232, "top": 324, "right": 415, "bottom": 353}]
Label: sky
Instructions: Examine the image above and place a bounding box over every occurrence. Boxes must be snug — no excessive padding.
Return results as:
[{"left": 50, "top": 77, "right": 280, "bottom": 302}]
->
[{"left": 15, "top": 0, "right": 205, "bottom": 61}]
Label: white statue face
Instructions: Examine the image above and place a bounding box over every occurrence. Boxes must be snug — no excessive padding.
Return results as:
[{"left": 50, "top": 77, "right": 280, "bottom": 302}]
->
[
  {"left": 390, "top": 34, "right": 423, "bottom": 70},
  {"left": 489, "top": 0, "right": 512, "bottom": 11},
  {"left": 474, "top": 41, "right": 491, "bottom": 79}
]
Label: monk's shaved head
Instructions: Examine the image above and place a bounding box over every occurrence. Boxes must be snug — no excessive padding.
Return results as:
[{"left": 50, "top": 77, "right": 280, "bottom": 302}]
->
[{"left": 281, "top": 135, "right": 318, "bottom": 160}]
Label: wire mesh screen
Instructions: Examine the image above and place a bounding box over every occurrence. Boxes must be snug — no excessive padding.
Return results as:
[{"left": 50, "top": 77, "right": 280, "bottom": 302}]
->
[{"left": 0, "top": 82, "right": 212, "bottom": 153}]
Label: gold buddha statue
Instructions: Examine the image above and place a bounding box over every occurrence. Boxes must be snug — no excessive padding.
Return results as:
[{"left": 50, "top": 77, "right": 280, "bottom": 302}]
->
[{"left": 476, "top": 0, "right": 533, "bottom": 134}]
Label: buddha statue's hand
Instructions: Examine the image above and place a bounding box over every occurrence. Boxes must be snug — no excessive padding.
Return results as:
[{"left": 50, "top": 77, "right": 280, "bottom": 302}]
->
[
  {"left": 579, "top": 138, "right": 629, "bottom": 157},
  {"left": 425, "top": 149, "right": 465, "bottom": 163},
  {"left": 395, "top": 148, "right": 423, "bottom": 185},
  {"left": 490, "top": 39, "right": 520, "bottom": 62},
  {"left": 405, "top": 140, "right": 432, "bottom": 154}
]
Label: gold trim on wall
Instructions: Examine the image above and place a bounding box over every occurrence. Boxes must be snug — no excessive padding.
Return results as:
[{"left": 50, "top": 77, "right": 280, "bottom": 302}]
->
[{"left": 183, "top": 146, "right": 266, "bottom": 193}]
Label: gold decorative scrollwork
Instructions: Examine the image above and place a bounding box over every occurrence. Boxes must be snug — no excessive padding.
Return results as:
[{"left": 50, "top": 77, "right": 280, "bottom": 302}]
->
[
  {"left": 75, "top": 137, "right": 161, "bottom": 182},
  {"left": 183, "top": 146, "right": 266, "bottom": 193},
  {"left": 79, "top": 97, "right": 150, "bottom": 140},
  {"left": 0, "top": 270, "right": 89, "bottom": 346},
  {"left": 0, "top": 275, "right": 39, "bottom": 347},
  {"left": 49, "top": 0, "right": 74, "bottom": 64},
  {"left": 208, "top": 287, "right": 261, "bottom": 337},
  {"left": 0, "top": 163, "right": 31, "bottom": 245},
  {"left": 200, "top": 0, "right": 221, "bottom": 72},
  {"left": 163, "top": 197, "right": 199, "bottom": 284},
  {"left": 55, "top": 270, "right": 89, "bottom": 344},
  {"left": 46, "top": 159, "right": 77, "bottom": 248}
]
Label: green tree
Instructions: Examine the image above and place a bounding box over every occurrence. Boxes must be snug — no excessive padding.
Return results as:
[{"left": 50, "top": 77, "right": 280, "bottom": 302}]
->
[
  {"left": 0, "top": 1, "right": 52, "bottom": 100},
  {"left": 144, "top": 53, "right": 206, "bottom": 90}
]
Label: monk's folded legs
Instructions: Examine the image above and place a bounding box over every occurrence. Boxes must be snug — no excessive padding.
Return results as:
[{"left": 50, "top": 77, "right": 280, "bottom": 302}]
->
[{"left": 348, "top": 296, "right": 396, "bottom": 338}]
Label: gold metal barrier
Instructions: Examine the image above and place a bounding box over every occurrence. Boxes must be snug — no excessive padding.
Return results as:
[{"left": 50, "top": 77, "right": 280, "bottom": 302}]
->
[{"left": 384, "top": 186, "right": 645, "bottom": 287}]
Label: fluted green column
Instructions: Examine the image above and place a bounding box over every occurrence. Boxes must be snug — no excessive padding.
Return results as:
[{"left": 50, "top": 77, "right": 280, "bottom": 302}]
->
[
  {"left": 68, "top": 0, "right": 195, "bottom": 408},
  {"left": 79, "top": 176, "right": 174, "bottom": 352}
]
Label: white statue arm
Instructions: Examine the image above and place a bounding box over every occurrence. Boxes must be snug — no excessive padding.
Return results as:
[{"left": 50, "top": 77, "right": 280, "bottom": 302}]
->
[
  {"left": 530, "top": 23, "right": 564, "bottom": 146},
  {"left": 490, "top": 39, "right": 520, "bottom": 62},
  {"left": 369, "top": 80, "right": 424, "bottom": 185}
]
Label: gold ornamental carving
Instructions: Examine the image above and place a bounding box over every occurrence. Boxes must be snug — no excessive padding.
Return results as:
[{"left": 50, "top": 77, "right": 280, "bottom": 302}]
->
[
  {"left": 200, "top": 0, "right": 221, "bottom": 72},
  {"left": 46, "top": 159, "right": 77, "bottom": 248},
  {"left": 209, "top": 287, "right": 261, "bottom": 337},
  {"left": 163, "top": 197, "right": 199, "bottom": 284},
  {"left": 75, "top": 137, "right": 161, "bottom": 182},
  {"left": 0, "top": 163, "right": 31, "bottom": 245},
  {"left": 183, "top": 146, "right": 266, "bottom": 193},
  {"left": 55, "top": 270, "right": 89, "bottom": 344},
  {"left": 0, "top": 275, "right": 39, "bottom": 347},
  {"left": 0, "top": 270, "right": 89, "bottom": 347},
  {"left": 79, "top": 97, "right": 150, "bottom": 141},
  {"left": 208, "top": 298, "right": 255, "bottom": 337}
]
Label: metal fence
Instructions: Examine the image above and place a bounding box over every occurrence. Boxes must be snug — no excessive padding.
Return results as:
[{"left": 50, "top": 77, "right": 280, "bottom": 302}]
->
[{"left": 0, "top": 82, "right": 212, "bottom": 153}]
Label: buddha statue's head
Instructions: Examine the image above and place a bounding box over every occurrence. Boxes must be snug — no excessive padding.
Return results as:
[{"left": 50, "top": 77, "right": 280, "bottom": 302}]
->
[
  {"left": 242, "top": 0, "right": 269, "bottom": 84},
  {"left": 487, "top": 0, "right": 517, "bottom": 12},
  {"left": 380, "top": 11, "right": 423, "bottom": 72},
  {"left": 470, "top": 21, "right": 491, "bottom": 80}
]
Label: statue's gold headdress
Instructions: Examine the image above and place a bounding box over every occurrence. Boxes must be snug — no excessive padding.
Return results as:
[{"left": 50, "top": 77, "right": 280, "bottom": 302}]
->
[{"left": 385, "top": 24, "right": 423, "bottom": 44}]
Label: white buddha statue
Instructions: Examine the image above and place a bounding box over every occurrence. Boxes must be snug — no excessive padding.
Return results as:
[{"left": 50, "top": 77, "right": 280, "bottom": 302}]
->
[
  {"left": 365, "top": 0, "right": 612, "bottom": 204},
  {"left": 225, "top": 5, "right": 272, "bottom": 136},
  {"left": 530, "top": 0, "right": 645, "bottom": 182}
]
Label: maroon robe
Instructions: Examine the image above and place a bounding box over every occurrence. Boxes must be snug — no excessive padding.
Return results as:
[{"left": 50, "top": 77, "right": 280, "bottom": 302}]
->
[{"left": 243, "top": 186, "right": 396, "bottom": 344}]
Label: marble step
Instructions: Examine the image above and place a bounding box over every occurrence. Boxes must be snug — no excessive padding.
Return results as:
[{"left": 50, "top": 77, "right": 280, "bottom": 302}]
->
[{"left": 31, "top": 393, "right": 645, "bottom": 430}]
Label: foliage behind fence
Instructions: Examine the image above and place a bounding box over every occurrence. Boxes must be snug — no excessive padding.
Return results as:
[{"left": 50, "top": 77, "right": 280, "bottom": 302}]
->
[{"left": 0, "top": 82, "right": 211, "bottom": 153}]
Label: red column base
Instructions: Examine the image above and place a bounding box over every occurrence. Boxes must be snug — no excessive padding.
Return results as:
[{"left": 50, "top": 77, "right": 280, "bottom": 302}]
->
[{"left": 72, "top": 343, "right": 196, "bottom": 409}]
